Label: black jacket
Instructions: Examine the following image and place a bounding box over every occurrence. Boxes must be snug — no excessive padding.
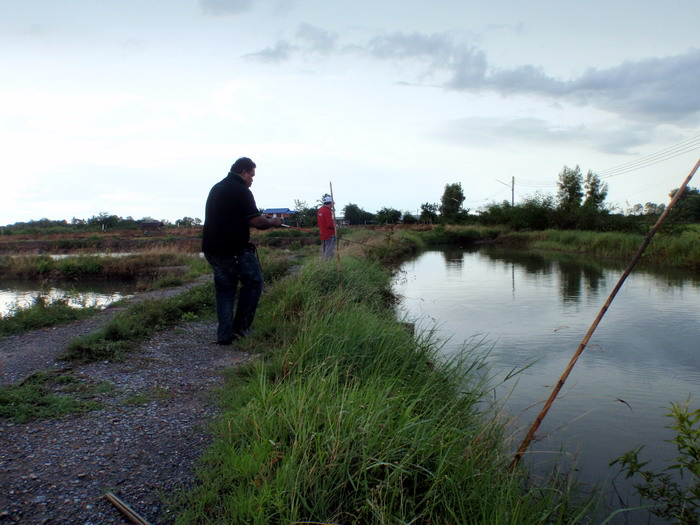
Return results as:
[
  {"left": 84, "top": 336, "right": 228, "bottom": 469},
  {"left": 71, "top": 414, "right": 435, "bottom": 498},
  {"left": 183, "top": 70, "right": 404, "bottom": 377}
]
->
[{"left": 202, "top": 173, "right": 261, "bottom": 256}]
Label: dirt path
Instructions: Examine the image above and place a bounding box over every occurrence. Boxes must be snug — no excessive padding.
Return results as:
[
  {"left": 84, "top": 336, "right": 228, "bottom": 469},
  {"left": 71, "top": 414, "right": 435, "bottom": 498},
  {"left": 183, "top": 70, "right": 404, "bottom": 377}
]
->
[{"left": 0, "top": 279, "right": 257, "bottom": 523}]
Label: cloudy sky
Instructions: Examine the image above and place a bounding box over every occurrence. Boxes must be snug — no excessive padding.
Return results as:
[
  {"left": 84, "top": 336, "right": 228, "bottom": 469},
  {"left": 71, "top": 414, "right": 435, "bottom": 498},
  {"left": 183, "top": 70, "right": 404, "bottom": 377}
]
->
[{"left": 2, "top": 0, "right": 700, "bottom": 225}]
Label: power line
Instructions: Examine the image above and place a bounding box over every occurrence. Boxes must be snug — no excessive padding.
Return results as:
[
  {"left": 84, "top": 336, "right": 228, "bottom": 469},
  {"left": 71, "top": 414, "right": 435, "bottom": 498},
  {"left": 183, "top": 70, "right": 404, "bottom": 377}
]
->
[{"left": 598, "top": 134, "right": 700, "bottom": 178}]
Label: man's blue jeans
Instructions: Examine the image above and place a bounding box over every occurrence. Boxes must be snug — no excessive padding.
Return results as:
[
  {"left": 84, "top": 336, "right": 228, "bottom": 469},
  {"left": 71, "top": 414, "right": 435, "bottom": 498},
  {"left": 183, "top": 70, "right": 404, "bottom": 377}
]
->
[{"left": 205, "top": 247, "right": 263, "bottom": 343}]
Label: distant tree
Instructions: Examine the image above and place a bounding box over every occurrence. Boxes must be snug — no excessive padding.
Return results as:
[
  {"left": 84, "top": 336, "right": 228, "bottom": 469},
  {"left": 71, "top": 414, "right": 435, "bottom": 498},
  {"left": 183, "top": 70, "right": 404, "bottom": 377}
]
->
[
  {"left": 644, "top": 202, "right": 665, "bottom": 216},
  {"left": 583, "top": 171, "right": 608, "bottom": 210},
  {"left": 88, "top": 212, "right": 120, "bottom": 231},
  {"left": 294, "top": 199, "right": 317, "bottom": 227},
  {"left": 376, "top": 207, "right": 402, "bottom": 224},
  {"left": 402, "top": 211, "right": 418, "bottom": 224},
  {"left": 556, "top": 165, "right": 584, "bottom": 212},
  {"left": 669, "top": 186, "right": 700, "bottom": 222},
  {"left": 175, "top": 216, "right": 197, "bottom": 228},
  {"left": 479, "top": 193, "right": 554, "bottom": 230},
  {"left": 439, "top": 183, "right": 465, "bottom": 223},
  {"left": 419, "top": 202, "right": 439, "bottom": 224},
  {"left": 626, "top": 203, "right": 644, "bottom": 216},
  {"left": 343, "top": 203, "right": 374, "bottom": 225}
]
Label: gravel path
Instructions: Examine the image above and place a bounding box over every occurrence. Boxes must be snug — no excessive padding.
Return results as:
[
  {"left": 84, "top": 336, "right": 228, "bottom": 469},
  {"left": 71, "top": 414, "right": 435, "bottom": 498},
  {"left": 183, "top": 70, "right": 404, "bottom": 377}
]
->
[{"left": 0, "top": 279, "right": 257, "bottom": 524}]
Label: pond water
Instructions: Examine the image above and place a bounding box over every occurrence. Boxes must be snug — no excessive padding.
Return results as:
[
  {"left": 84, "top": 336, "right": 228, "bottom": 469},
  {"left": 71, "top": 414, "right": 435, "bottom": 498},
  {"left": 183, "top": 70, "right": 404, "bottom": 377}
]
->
[
  {"left": 393, "top": 245, "right": 700, "bottom": 522},
  {"left": 0, "top": 279, "right": 138, "bottom": 317}
]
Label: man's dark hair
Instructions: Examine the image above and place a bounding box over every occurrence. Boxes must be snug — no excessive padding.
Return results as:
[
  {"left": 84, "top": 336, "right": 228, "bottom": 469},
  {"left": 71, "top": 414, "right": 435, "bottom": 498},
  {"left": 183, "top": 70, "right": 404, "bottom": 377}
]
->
[{"left": 230, "top": 157, "right": 256, "bottom": 174}]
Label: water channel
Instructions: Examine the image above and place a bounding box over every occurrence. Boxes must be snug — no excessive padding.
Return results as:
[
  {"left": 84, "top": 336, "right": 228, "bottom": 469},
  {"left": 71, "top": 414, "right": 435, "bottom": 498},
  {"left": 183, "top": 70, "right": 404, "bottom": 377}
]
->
[{"left": 393, "top": 245, "right": 700, "bottom": 522}]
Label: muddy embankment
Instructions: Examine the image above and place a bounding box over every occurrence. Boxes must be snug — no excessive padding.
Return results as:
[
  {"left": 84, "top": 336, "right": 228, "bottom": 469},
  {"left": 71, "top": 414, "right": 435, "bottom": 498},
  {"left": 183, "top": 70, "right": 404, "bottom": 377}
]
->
[{"left": 0, "top": 229, "right": 319, "bottom": 256}]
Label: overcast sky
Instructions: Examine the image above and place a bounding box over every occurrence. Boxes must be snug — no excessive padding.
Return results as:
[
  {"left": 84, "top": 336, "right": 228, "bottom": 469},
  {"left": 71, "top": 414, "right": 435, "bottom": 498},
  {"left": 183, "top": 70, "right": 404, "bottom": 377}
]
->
[{"left": 2, "top": 0, "right": 700, "bottom": 225}]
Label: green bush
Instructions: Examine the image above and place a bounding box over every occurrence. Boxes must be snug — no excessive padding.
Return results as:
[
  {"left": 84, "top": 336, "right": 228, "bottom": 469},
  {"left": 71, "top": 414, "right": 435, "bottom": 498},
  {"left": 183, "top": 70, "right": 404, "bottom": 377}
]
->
[{"left": 612, "top": 400, "right": 700, "bottom": 524}]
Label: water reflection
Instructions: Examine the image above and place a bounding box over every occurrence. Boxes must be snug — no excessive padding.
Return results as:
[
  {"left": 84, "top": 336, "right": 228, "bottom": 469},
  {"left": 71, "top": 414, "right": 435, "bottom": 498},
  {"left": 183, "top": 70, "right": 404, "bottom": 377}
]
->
[
  {"left": 394, "top": 246, "right": 700, "bottom": 523},
  {"left": 0, "top": 279, "right": 137, "bottom": 316}
]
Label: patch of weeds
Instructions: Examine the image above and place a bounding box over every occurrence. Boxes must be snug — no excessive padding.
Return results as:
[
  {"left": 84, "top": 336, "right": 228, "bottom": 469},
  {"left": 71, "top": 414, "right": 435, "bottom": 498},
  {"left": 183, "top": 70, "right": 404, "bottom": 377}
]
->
[
  {"left": 150, "top": 386, "right": 172, "bottom": 401},
  {"left": 149, "top": 274, "right": 186, "bottom": 290},
  {"left": 612, "top": 399, "right": 700, "bottom": 524},
  {"left": 123, "top": 393, "right": 151, "bottom": 406},
  {"left": 122, "top": 386, "right": 172, "bottom": 406},
  {"left": 180, "top": 312, "right": 198, "bottom": 322},
  {"left": 0, "top": 294, "right": 99, "bottom": 337},
  {"left": 0, "top": 371, "right": 109, "bottom": 423}
]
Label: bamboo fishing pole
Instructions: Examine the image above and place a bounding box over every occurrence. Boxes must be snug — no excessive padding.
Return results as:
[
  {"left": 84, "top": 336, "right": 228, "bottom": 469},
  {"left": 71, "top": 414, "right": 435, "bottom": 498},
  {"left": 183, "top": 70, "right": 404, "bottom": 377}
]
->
[
  {"left": 329, "top": 181, "right": 343, "bottom": 290},
  {"left": 510, "top": 157, "right": 700, "bottom": 471},
  {"left": 104, "top": 492, "right": 152, "bottom": 525}
]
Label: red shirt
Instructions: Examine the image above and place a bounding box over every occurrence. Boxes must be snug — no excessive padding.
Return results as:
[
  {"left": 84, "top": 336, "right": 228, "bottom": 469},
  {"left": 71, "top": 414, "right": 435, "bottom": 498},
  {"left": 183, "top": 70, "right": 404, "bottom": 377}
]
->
[{"left": 317, "top": 205, "right": 336, "bottom": 240}]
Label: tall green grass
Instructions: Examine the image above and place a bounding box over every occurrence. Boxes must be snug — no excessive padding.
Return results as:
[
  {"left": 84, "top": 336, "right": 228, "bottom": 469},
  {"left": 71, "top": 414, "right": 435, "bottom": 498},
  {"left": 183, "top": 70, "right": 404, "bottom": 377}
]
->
[
  {"left": 174, "top": 255, "right": 598, "bottom": 523},
  {"left": 500, "top": 229, "right": 700, "bottom": 270}
]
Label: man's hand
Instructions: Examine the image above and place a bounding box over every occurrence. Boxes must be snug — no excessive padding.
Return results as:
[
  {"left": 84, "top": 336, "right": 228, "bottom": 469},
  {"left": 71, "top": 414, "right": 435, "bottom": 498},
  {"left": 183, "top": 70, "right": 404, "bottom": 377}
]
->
[{"left": 249, "top": 215, "right": 282, "bottom": 230}]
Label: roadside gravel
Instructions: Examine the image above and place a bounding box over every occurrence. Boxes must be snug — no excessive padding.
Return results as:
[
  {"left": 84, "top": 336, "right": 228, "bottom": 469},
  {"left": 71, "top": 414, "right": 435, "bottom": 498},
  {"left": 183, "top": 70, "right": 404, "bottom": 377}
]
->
[{"left": 0, "top": 278, "right": 257, "bottom": 524}]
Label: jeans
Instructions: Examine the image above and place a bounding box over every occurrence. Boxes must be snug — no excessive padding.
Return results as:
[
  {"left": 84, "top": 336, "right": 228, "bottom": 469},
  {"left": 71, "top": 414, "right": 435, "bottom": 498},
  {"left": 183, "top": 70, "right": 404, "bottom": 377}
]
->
[
  {"left": 205, "top": 247, "right": 263, "bottom": 343},
  {"left": 321, "top": 236, "right": 335, "bottom": 260}
]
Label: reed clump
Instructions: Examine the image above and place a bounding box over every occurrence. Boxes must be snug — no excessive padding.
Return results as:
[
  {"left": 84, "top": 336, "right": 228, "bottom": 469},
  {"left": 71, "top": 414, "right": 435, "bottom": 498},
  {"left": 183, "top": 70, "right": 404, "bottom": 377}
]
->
[
  {"left": 499, "top": 229, "right": 700, "bottom": 270},
  {"left": 174, "top": 254, "right": 597, "bottom": 523}
]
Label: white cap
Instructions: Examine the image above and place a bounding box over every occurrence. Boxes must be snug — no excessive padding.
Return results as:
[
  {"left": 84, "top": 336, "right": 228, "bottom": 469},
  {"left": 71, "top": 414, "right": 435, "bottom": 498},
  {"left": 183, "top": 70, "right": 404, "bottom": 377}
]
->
[{"left": 323, "top": 196, "right": 333, "bottom": 204}]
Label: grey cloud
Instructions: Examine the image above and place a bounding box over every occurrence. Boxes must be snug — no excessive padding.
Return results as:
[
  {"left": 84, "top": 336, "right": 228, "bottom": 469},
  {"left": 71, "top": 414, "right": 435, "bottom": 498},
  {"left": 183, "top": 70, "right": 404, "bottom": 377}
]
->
[
  {"left": 568, "top": 51, "right": 700, "bottom": 121},
  {"left": 245, "top": 40, "right": 296, "bottom": 62},
  {"left": 296, "top": 23, "right": 338, "bottom": 53},
  {"left": 437, "top": 117, "right": 656, "bottom": 155},
  {"left": 363, "top": 31, "right": 700, "bottom": 122},
  {"left": 248, "top": 26, "right": 700, "bottom": 123},
  {"left": 368, "top": 32, "right": 453, "bottom": 60},
  {"left": 200, "top": 0, "right": 255, "bottom": 15}
]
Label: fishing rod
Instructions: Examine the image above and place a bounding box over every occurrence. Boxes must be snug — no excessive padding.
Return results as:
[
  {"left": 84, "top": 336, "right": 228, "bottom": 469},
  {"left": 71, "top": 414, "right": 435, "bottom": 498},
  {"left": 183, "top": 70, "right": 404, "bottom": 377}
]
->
[{"left": 330, "top": 182, "right": 343, "bottom": 289}]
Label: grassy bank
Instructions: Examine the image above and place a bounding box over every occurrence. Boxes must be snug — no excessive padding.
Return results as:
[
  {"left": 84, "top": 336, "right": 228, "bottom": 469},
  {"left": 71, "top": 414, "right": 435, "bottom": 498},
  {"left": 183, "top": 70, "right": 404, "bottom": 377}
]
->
[
  {"left": 174, "top": 241, "right": 597, "bottom": 523},
  {"left": 0, "top": 249, "right": 209, "bottom": 281},
  {"left": 497, "top": 228, "right": 700, "bottom": 270},
  {"left": 0, "top": 294, "right": 101, "bottom": 337}
]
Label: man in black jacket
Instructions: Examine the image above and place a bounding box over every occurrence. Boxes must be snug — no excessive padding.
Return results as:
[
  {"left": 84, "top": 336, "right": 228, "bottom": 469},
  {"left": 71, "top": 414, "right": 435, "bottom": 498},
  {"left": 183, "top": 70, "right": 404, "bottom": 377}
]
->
[{"left": 202, "top": 157, "right": 281, "bottom": 345}]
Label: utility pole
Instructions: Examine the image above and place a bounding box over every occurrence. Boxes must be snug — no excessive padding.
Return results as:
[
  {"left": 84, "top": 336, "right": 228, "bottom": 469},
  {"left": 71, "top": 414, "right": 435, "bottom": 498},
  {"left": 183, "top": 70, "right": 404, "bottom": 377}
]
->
[{"left": 495, "top": 177, "right": 515, "bottom": 206}]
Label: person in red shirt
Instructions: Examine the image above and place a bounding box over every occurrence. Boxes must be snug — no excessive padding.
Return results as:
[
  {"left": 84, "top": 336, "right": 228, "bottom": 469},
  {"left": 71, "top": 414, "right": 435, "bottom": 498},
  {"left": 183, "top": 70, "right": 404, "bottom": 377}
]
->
[{"left": 317, "top": 195, "right": 336, "bottom": 260}]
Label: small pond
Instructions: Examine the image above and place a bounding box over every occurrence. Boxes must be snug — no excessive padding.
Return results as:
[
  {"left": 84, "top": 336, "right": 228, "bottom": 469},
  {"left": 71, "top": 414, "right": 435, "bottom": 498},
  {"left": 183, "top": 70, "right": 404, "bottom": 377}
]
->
[{"left": 393, "top": 245, "right": 700, "bottom": 522}]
